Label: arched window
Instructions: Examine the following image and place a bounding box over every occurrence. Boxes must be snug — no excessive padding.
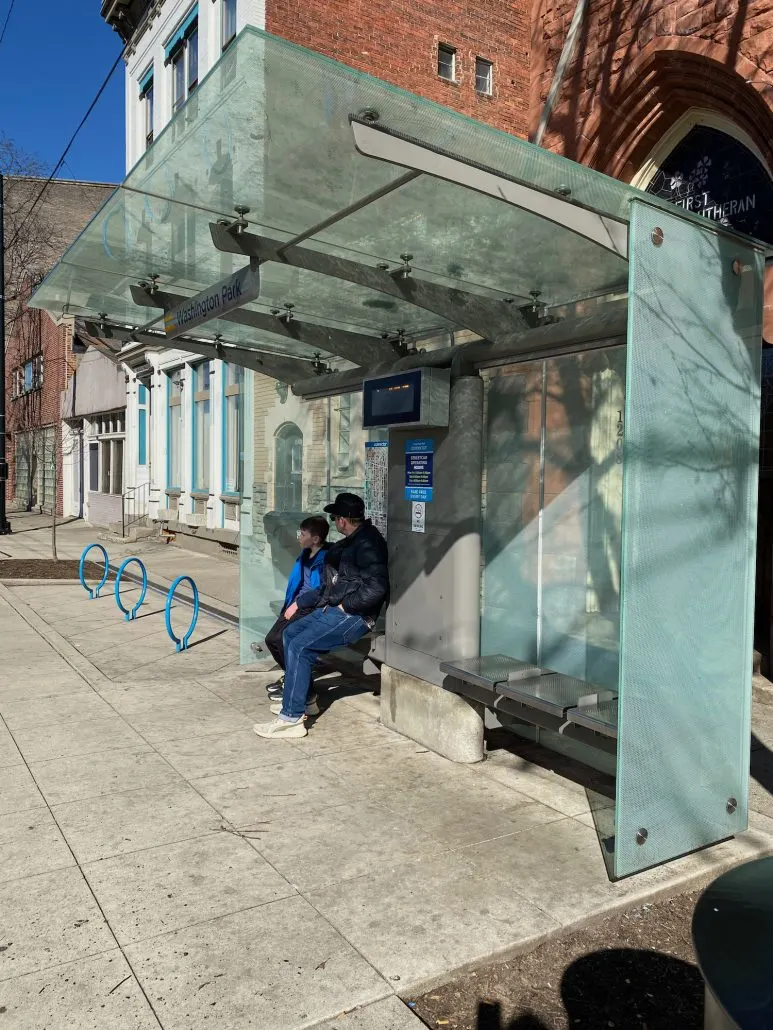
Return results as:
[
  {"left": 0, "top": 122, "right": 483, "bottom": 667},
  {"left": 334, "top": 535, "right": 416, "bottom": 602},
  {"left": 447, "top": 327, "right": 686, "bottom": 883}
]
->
[{"left": 274, "top": 422, "right": 303, "bottom": 511}]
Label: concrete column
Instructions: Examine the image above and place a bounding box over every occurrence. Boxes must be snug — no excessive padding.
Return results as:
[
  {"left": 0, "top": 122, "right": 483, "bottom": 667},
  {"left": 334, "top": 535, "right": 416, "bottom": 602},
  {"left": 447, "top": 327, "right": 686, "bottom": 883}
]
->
[{"left": 381, "top": 374, "right": 486, "bottom": 763}]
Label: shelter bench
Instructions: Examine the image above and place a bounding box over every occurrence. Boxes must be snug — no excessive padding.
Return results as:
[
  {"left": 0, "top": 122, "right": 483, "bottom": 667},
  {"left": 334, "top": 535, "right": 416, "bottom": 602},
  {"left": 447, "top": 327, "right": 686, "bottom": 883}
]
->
[{"left": 439, "top": 654, "right": 618, "bottom": 757}]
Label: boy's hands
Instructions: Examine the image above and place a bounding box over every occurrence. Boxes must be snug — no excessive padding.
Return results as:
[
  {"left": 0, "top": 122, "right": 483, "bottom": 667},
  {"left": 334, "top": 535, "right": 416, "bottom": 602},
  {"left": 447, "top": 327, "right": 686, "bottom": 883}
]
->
[{"left": 284, "top": 602, "right": 299, "bottom": 620}]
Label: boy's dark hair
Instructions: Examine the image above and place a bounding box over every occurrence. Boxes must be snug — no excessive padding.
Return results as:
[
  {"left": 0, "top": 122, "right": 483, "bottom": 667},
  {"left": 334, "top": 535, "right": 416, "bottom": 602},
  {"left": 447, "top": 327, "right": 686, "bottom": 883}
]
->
[{"left": 300, "top": 515, "right": 329, "bottom": 543}]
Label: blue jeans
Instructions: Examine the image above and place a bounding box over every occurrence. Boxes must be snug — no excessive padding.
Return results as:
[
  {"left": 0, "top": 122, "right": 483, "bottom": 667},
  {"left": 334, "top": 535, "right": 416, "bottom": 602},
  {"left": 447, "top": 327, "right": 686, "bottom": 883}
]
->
[{"left": 281, "top": 607, "right": 369, "bottom": 720}]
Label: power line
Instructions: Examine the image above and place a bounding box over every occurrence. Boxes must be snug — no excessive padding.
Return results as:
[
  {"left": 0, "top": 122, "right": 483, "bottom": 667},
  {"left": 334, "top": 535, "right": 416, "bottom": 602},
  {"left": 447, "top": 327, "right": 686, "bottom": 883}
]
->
[
  {"left": 6, "top": 43, "right": 126, "bottom": 253},
  {"left": 0, "top": 0, "right": 17, "bottom": 48}
]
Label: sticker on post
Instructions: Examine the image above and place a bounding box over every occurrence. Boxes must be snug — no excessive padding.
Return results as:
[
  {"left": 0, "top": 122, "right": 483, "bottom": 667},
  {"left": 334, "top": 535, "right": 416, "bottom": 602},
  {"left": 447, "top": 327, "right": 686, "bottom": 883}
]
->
[
  {"left": 412, "top": 502, "right": 426, "bottom": 534},
  {"left": 404, "top": 438, "right": 434, "bottom": 502}
]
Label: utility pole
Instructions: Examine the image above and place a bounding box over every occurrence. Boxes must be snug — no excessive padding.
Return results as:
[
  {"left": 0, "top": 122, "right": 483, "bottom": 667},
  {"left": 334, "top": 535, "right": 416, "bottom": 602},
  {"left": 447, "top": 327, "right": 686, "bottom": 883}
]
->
[{"left": 0, "top": 174, "right": 13, "bottom": 534}]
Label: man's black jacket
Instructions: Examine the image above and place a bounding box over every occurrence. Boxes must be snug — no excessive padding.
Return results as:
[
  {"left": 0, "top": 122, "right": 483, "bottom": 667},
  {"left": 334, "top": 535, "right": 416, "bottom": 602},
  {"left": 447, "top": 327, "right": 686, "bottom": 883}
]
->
[{"left": 296, "top": 520, "right": 389, "bottom": 620}]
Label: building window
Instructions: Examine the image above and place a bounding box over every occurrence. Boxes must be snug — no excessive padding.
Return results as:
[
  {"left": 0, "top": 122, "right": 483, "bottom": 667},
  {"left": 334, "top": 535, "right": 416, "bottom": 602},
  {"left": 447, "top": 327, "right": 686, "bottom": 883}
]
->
[
  {"left": 138, "top": 383, "right": 148, "bottom": 466},
  {"left": 89, "top": 443, "right": 99, "bottom": 492},
  {"left": 274, "top": 423, "right": 303, "bottom": 511},
  {"left": 475, "top": 57, "right": 493, "bottom": 95},
  {"left": 91, "top": 412, "right": 124, "bottom": 495},
  {"left": 193, "top": 361, "right": 212, "bottom": 492},
  {"left": 222, "top": 0, "right": 237, "bottom": 49},
  {"left": 166, "top": 5, "right": 199, "bottom": 113},
  {"left": 139, "top": 66, "right": 154, "bottom": 148},
  {"left": 167, "top": 371, "right": 183, "bottom": 489},
  {"left": 438, "top": 44, "right": 456, "bottom": 82},
  {"left": 223, "top": 363, "right": 243, "bottom": 494},
  {"left": 336, "top": 392, "right": 352, "bottom": 474},
  {"left": 17, "top": 354, "right": 43, "bottom": 395}
]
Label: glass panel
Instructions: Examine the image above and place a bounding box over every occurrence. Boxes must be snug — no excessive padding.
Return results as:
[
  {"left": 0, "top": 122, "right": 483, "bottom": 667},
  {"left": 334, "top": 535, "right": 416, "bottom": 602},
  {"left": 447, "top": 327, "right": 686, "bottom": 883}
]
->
[
  {"left": 482, "top": 362, "right": 542, "bottom": 664},
  {"left": 173, "top": 49, "right": 185, "bottom": 111},
  {"left": 89, "top": 443, "right": 99, "bottom": 492},
  {"left": 240, "top": 376, "right": 388, "bottom": 662},
  {"left": 615, "top": 200, "right": 763, "bottom": 878},
  {"left": 225, "top": 392, "right": 240, "bottom": 492},
  {"left": 481, "top": 347, "right": 625, "bottom": 686},
  {"left": 112, "top": 439, "right": 124, "bottom": 495},
  {"left": 32, "top": 27, "right": 701, "bottom": 347},
  {"left": 138, "top": 408, "right": 147, "bottom": 465},
  {"left": 100, "top": 441, "right": 111, "bottom": 494},
  {"left": 223, "top": 0, "right": 237, "bottom": 46},
  {"left": 188, "top": 29, "right": 199, "bottom": 91},
  {"left": 541, "top": 349, "right": 625, "bottom": 688}
]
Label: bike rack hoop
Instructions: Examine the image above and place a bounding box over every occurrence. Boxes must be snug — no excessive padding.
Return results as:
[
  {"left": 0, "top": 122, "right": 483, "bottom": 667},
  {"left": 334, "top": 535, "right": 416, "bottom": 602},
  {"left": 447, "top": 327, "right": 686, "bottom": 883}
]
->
[
  {"left": 114, "top": 557, "right": 148, "bottom": 621},
  {"left": 165, "top": 574, "right": 199, "bottom": 652},
  {"left": 79, "top": 543, "right": 109, "bottom": 599}
]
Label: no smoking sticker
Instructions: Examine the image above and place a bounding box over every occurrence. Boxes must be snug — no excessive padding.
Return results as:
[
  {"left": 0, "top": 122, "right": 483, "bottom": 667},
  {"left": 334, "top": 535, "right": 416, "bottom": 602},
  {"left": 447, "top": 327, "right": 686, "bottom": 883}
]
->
[{"left": 412, "top": 502, "right": 426, "bottom": 534}]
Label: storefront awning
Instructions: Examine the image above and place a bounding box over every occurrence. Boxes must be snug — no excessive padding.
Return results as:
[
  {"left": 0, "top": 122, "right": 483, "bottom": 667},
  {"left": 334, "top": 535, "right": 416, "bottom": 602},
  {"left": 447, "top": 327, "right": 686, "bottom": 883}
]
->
[{"left": 29, "top": 27, "right": 764, "bottom": 380}]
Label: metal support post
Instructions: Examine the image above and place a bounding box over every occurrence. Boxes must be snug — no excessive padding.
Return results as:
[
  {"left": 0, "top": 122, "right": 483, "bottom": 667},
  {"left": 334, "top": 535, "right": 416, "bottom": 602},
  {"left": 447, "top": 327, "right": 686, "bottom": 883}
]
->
[{"left": 0, "top": 174, "right": 13, "bottom": 534}]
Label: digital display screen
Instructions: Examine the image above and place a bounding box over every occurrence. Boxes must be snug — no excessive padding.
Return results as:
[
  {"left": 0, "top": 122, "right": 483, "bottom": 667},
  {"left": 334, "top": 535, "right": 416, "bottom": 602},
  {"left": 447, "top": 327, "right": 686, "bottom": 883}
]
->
[{"left": 363, "top": 370, "right": 422, "bottom": 427}]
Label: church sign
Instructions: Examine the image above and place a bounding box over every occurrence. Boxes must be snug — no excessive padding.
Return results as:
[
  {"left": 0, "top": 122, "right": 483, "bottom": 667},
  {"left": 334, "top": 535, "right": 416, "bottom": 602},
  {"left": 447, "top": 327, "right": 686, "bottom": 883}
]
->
[{"left": 646, "top": 125, "right": 773, "bottom": 244}]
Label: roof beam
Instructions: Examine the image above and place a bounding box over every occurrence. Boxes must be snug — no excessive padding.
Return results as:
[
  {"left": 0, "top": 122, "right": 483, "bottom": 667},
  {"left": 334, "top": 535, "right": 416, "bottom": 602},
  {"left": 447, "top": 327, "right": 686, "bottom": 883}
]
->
[
  {"left": 350, "top": 120, "right": 629, "bottom": 258},
  {"left": 83, "top": 321, "right": 320, "bottom": 384},
  {"left": 209, "top": 223, "right": 528, "bottom": 341},
  {"left": 129, "top": 284, "right": 399, "bottom": 366}
]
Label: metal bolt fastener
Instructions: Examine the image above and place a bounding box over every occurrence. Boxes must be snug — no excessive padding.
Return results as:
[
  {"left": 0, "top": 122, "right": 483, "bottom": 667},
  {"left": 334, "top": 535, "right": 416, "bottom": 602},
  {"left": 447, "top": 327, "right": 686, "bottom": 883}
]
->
[
  {"left": 555, "top": 184, "right": 571, "bottom": 197},
  {"left": 636, "top": 828, "right": 648, "bottom": 845},
  {"left": 727, "top": 797, "right": 738, "bottom": 814},
  {"left": 357, "top": 108, "right": 380, "bottom": 123},
  {"left": 651, "top": 227, "right": 664, "bottom": 247}
]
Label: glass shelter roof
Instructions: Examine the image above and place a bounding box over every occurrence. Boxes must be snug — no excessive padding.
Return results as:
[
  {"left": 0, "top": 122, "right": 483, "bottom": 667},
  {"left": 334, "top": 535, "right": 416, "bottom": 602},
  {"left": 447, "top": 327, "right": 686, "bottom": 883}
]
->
[{"left": 30, "top": 27, "right": 763, "bottom": 376}]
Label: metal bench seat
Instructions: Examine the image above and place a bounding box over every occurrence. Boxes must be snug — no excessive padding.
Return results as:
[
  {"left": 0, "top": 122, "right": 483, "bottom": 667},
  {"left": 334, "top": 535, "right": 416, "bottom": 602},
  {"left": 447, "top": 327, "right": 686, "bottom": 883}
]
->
[
  {"left": 497, "top": 673, "right": 606, "bottom": 719},
  {"left": 566, "top": 699, "right": 618, "bottom": 739},
  {"left": 438, "top": 654, "right": 545, "bottom": 692}
]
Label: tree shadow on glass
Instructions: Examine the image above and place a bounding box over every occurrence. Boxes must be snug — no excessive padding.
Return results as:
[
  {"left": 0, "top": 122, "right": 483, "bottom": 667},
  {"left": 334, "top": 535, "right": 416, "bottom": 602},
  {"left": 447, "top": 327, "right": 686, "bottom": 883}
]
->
[{"left": 475, "top": 949, "right": 703, "bottom": 1030}]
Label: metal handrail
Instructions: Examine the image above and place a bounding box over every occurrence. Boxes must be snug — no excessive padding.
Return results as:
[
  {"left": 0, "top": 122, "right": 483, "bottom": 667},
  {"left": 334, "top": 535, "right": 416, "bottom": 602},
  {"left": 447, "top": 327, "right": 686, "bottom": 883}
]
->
[{"left": 121, "top": 481, "right": 150, "bottom": 537}]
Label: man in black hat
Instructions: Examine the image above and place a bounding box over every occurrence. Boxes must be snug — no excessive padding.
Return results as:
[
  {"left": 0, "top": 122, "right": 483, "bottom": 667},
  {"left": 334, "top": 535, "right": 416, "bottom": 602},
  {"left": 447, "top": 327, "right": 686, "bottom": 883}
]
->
[{"left": 253, "top": 492, "right": 389, "bottom": 739}]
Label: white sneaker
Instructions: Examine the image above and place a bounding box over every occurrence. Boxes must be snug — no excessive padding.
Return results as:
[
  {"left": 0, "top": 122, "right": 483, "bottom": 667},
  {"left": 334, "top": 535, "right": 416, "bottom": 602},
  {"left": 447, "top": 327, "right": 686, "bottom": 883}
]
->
[
  {"left": 253, "top": 717, "right": 307, "bottom": 739},
  {"left": 270, "top": 698, "right": 319, "bottom": 717}
]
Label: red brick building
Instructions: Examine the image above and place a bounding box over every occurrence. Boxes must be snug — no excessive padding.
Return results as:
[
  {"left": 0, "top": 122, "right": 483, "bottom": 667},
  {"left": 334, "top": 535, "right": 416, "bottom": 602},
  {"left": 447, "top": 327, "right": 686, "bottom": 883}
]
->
[{"left": 3, "top": 178, "right": 115, "bottom": 514}]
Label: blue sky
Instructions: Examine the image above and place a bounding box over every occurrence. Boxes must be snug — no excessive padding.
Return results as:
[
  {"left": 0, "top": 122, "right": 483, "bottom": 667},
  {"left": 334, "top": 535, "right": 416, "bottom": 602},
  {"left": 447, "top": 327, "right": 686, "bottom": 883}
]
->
[{"left": 0, "top": 1, "right": 125, "bottom": 183}]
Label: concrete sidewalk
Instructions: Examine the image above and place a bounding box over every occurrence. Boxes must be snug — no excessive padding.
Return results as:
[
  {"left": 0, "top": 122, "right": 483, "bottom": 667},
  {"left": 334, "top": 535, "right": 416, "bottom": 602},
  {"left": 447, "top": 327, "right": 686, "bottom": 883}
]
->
[
  {"left": 1, "top": 513, "right": 239, "bottom": 615},
  {"left": 2, "top": 576, "right": 773, "bottom": 1027}
]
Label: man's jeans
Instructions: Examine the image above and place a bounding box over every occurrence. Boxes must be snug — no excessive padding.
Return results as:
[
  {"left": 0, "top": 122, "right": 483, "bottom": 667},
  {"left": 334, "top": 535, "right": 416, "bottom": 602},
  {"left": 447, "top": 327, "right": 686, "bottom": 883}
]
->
[{"left": 281, "top": 607, "right": 369, "bottom": 720}]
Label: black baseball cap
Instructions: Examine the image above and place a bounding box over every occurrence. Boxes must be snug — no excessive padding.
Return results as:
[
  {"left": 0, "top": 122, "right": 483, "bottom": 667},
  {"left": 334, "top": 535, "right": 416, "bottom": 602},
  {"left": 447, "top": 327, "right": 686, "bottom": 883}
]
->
[{"left": 323, "top": 492, "right": 365, "bottom": 519}]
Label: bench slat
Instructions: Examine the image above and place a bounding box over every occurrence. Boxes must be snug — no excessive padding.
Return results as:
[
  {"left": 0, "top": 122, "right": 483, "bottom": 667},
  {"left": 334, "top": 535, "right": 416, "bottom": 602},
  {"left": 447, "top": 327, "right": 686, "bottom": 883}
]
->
[
  {"left": 439, "top": 654, "right": 544, "bottom": 692},
  {"left": 497, "top": 673, "right": 603, "bottom": 718},
  {"left": 566, "top": 699, "right": 619, "bottom": 739}
]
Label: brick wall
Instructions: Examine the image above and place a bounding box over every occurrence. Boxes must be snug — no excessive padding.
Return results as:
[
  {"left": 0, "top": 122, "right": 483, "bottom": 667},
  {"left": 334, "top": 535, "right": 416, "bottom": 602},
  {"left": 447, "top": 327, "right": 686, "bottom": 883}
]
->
[
  {"left": 3, "top": 179, "right": 116, "bottom": 515},
  {"left": 268, "top": 0, "right": 531, "bottom": 137},
  {"left": 531, "top": 0, "right": 773, "bottom": 176}
]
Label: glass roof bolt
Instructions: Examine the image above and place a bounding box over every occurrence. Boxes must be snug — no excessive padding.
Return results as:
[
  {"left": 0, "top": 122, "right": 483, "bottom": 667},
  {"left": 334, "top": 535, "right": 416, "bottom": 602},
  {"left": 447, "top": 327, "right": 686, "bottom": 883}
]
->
[
  {"left": 376, "top": 262, "right": 390, "bottom": 272},
  {"left": 98, "top": 312, "right": 108, "bottom": 332},
  {"left": 398, "top": 253, "right": 413, "bottom": 279},
  {"left": 651, "top": 226, "right": 664, "bottom": 247},
  {"left": 555, "top": 184, "right": 571, "bottom": 197},
  {"left": 635, "top": 828, "right": 648, "bottom": 845},
  {"left": 282, "top": 303, "right": 295, "bottom": 323},
  {"left": 147, "top": 273, "right": 159, "bottom": 295},
  {"left": 232, "top": 205, "right": 250, "bottom": 234},
  {"left": 356, "top": 108, "right": 380, "bottom": 123}
]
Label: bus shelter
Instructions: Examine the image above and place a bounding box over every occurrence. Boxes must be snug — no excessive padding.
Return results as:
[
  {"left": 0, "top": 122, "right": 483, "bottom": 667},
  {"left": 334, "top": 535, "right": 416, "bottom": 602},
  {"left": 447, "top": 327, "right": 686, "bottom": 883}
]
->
[{"left": 31, "top": 28, "right": 765, "bottom": 879}]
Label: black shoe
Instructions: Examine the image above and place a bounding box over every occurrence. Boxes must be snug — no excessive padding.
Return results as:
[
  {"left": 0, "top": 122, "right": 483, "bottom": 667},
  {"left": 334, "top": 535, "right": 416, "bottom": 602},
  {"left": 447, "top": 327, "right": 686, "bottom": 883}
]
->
[{"left": 266, "top": 677, "right": 284, "bottom": 700}]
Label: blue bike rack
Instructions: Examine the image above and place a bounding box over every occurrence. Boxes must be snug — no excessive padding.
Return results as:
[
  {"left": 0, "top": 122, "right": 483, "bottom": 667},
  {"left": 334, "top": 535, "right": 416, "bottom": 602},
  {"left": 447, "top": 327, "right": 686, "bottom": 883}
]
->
[
  {"left": 114, "top": 557, "right": 148, "bottom": 621},
  {"left": 79, "top": 543, "right": 110, "bottom": 599},
  {"left": 165, "top": 574, "right": 199, "bottom": 652}
]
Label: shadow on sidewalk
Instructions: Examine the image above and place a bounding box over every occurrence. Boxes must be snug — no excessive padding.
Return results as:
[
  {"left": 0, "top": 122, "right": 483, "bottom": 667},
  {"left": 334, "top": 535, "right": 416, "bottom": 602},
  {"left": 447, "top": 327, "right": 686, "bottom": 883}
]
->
[{"left": 473, "top": 948, "right": 703, "bottom": 1030}]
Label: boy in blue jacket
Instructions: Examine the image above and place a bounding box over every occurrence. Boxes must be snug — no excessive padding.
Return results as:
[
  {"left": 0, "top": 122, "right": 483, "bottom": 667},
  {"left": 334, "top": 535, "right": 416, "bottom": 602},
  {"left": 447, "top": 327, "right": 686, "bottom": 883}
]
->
[{"left": 263, "top": 515, "right": 329, "bottom": 709}]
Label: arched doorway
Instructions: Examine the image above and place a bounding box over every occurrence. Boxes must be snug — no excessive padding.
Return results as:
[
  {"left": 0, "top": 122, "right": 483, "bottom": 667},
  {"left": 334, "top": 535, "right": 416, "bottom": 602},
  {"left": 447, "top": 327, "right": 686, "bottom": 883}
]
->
[{"left": 274, "top": 422, "right": 303, "bottom": 512}]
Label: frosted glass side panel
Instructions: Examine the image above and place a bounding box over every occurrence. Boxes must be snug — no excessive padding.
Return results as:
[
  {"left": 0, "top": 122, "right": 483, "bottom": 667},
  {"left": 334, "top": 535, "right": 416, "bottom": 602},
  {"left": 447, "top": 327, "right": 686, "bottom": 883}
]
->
[
  {"left": 481, "top": 364, "right": 542, "bottom": 663},
  {"left": 481, "top": 350, "right": 625, "bottom": 687},
  {"left": 240, "top": 383, "right": 387, "bottom": 662},
  {"left": 542, "top": 350, "right": 625, "bottom": 688},
  {"left": 615, "top": 201, "right": 762, "bottom": 878}
]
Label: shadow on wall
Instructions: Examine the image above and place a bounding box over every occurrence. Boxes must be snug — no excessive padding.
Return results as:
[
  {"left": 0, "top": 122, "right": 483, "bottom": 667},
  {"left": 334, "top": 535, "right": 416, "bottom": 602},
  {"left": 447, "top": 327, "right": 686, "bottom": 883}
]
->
[{"left": 475, "top": 948, "right": 703, "bottom": 1029}]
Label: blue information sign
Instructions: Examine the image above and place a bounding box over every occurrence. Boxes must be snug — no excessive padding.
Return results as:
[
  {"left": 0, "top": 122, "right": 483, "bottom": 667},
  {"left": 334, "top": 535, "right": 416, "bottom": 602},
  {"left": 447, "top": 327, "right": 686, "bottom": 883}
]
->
[{"left": 404, "top": 439, "right": 434, "bottom": 502}]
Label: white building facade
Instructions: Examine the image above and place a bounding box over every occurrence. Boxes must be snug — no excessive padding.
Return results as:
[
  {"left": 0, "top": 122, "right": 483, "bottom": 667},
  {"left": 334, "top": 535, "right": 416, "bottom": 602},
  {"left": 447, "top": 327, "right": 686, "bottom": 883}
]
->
[{"left": 116, "top": 0, "right": 263, "bottom": 546}]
